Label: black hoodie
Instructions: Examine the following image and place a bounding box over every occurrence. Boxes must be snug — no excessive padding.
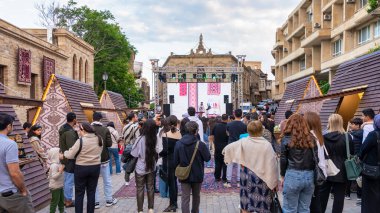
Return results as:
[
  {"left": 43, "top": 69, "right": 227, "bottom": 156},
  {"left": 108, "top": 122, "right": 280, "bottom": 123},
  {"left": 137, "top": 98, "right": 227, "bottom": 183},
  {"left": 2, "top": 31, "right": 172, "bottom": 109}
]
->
[
  {"left": 59, "top": 123, "right": 79, "bottom": 171},
  {"left": 174, "top": 134, "right": 211, "bottom": 183},
  {"left": 323, "top": 131, "right": 354, "bottom": 183}
]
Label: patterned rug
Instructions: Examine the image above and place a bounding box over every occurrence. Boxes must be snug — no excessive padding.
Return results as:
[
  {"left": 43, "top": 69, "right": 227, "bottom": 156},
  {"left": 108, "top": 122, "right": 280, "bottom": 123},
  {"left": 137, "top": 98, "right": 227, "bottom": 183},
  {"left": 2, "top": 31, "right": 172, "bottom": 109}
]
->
[{"left": 114, "top": 164, "right": 240, "bottom": 198}]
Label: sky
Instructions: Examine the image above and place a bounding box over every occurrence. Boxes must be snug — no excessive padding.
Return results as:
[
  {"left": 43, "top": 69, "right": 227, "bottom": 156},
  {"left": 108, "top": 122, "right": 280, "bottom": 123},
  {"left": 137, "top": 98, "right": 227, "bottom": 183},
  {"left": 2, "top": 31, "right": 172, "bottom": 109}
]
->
[{"left": 0, "top": 0, "right": 300, "bottom": 86}]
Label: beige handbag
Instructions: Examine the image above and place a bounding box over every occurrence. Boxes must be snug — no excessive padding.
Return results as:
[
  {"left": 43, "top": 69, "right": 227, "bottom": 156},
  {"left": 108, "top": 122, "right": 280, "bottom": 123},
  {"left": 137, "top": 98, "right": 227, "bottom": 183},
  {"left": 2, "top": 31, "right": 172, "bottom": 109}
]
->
[
  {"left": 323, "top": 146, "right": 340, "bottom": 176},
  {"left": 175, "top": 141, "right": 199, "bottom": 181}
]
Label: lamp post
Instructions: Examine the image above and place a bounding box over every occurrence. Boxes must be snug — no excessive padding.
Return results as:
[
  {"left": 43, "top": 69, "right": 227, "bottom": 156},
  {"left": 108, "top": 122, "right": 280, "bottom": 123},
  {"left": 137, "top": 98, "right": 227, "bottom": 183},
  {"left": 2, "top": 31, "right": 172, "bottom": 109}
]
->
[{"left": 102, "top": 72, "right": 109, "bottom": 90}]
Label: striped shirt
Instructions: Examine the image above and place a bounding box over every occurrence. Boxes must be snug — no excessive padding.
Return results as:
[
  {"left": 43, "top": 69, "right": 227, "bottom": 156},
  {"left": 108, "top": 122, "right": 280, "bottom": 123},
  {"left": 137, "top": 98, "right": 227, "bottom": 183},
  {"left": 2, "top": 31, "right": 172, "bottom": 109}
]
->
[{"left": 122, "top": 122, "right": 140, "bottom": 145}]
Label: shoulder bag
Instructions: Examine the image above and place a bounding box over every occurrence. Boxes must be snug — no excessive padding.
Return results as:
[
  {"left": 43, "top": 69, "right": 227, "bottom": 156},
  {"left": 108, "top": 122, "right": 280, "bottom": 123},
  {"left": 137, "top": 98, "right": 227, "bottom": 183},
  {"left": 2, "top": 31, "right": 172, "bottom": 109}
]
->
[
  {"left": 159, "top": 134, "right": 169, "bottom": 183},
  {"left": 270, "top": 191, "right": 283, "bottom": 213},
  {"left": 311, "top": 144, "right": 326, "bottom": 186},
  {"left": 362, "top": 132, "right": 380, "bottom": 180},
  {"left": 344, "top": 133, "right": 362, "bottom": 180},
  {"left": 323, "top": 145, "right": 340, "bottom": 176},
  {"left": 175, "top": 140, "right": 200, "bottom": 181},
  {"left": 65, "top": 138, "right": 83, "bottom": 173},
  {"left": 124, "top": 137, "right": 142, "bottom": 174}
]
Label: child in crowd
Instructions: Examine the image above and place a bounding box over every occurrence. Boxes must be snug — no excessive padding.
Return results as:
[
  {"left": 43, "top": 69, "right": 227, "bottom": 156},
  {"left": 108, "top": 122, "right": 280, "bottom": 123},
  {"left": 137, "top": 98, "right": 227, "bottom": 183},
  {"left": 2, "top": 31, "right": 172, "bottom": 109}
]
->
[{"left": 47, "top": 147, "right": 65, "bottom": 213}]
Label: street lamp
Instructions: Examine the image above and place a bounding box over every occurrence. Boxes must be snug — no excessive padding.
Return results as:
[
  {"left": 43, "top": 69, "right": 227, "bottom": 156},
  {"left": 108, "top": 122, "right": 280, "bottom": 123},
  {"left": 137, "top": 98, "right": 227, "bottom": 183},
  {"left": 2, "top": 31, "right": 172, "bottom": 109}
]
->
[{"left": 102, "top": 72, "right": 109, "bottom": 90}]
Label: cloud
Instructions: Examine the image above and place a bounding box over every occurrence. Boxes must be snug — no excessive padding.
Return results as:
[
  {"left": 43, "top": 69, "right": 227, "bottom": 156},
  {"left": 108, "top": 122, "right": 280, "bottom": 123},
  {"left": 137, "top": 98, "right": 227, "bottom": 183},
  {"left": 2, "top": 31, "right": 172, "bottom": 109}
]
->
[{"left": 0, "top": 0, "right": 300, "bottom": 94}]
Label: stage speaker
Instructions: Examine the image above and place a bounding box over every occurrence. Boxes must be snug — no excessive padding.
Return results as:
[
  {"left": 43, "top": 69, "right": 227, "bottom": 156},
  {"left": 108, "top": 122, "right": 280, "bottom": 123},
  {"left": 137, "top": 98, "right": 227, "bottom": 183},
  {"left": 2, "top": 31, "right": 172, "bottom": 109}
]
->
[
  {"left": 224, "top": 95, "right": 229, "bottom": 104},
  {"left": 226, "top": 103, "right": 233, "bottom": 115},
  {"left": 163, "top": 104, "right": 171, "bottom": 117},
  {"left": 169, "top": 95, "right": 175, "bottom": 104}
]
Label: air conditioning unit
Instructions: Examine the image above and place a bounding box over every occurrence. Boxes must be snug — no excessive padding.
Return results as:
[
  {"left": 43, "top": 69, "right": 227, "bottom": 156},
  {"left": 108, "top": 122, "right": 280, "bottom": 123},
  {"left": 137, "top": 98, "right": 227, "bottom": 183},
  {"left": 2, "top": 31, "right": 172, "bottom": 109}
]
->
[
  {"left": 314, "top": 23, "right": 321, "bottom": 28},
  {"left": 346, "top": 0, "right": 355, "bottom": 4},
  {"left": 323, "top": 14, "right": 332, "bottom": 21},
  {"left": 284, "top": 48, "right": 288, "bottom": 52}
]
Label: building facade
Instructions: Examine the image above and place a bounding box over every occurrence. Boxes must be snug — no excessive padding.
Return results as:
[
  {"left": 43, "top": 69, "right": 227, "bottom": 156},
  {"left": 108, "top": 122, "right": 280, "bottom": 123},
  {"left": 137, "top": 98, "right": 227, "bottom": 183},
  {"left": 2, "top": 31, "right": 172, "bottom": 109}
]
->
[
  {"left": 154, "top": 34, "right": 261, "bottom": 111},
  {"left": 0, "top": 19, "right": 94, "bottom": 122},
  {"left": 135, "top": 77, "right": 150, "bottom": 108},
  {"left": 272, "top": 0, "right": 380, "bottom": 100},
  {"left": 244, "top": 61, "right": 272, "bottom": 101}
]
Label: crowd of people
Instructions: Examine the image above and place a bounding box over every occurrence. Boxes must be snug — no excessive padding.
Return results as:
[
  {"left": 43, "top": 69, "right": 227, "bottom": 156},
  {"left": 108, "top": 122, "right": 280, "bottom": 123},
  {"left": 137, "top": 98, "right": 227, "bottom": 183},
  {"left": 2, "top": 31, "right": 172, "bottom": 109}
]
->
[{"left": 1, "top": 105, "right": 380, "bottom": 213}]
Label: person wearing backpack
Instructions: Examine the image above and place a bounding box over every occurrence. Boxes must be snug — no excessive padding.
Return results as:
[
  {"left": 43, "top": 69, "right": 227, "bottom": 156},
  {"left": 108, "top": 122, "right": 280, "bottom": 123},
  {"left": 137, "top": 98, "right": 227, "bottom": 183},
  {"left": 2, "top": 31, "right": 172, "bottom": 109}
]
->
[
  {"left": 359, "top": 114, "right": 380, "bottom": 213},
  {"left": 174, "top": 121, "right": 211, "bottom": 213}
]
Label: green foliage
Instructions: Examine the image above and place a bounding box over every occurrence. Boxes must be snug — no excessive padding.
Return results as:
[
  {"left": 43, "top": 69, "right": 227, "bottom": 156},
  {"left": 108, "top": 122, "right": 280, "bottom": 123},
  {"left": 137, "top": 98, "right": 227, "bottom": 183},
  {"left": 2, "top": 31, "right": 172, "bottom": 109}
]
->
[
  {"left": 368, "top": 43, "right": 380, "bottom": 54},
  {"left": 150, "top": 103, "right": 155, "bottom": 110},
  {"left": 37, "top": 0, "right": 142, "bottom": 107},
  {"left": 319, "top": 80, "right": 330, "bottom": 95},
  {"left": 367, "top": 0, "right": 379, "bottom": 13}
]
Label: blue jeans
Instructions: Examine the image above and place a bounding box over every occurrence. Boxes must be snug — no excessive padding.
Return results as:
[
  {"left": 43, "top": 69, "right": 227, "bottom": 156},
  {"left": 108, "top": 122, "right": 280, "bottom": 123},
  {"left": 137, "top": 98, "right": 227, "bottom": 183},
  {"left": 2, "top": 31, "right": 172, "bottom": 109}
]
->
[
  {"left": 64, "top": 172, "right": 74, "bottom": 200},
  {"left": 95, "top": 163, "right": 113, "bottom": 202},
  {"left": 283, "top": 169, "right": 315, "bottom": 213},
  {"left": 159, "top": 176, "right": 169, "bottom": 198},
  {"left": 226, "top": 163, "right": 240, "bottom": 182},
  {"left": 108, "top": 148, "right": 121, "bottom": 174}
]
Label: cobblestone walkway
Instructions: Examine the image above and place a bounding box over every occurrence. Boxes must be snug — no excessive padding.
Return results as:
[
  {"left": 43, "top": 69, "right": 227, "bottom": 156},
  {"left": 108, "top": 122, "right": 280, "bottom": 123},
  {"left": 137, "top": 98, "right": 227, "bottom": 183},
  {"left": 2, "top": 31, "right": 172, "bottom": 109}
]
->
[{"left": 39, "top": 170, "right": 361, "bottom": 213}]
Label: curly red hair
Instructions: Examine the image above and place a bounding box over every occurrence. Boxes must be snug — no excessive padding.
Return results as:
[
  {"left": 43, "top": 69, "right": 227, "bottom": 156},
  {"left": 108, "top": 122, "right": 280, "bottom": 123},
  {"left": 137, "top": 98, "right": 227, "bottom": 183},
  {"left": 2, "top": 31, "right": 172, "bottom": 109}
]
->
[{"left": 280, "top": 114, "right": 314, "bottom": 149}]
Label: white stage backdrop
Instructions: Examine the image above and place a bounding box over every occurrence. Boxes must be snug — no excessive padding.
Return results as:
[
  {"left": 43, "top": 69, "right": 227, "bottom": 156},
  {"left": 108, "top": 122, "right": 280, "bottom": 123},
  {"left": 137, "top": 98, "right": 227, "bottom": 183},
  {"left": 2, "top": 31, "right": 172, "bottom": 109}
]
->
[{"left": 167, "top": 83, "right": 231, "bottom": 118}]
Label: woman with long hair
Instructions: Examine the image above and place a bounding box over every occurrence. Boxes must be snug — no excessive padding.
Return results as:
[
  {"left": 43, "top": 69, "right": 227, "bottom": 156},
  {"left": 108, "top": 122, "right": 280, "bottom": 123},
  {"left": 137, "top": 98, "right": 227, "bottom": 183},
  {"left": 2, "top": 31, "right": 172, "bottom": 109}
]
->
[
  {"left": 28, "top": 124, "right": 48, "bottom": 169},
  {"left": 224, "top": 120, "right": 279, "bottom": 213},
  {"left": 160, "top": 115, "right": 182, "bottom": 212},
  {"left": 320, "top": 114, "right": 353, "bottom": 213},
  {"left": 280, "top": 114, "right": 317, "bottom": 212},
  {"left": 157, "top": 118, "right": 169, "bottom": 198},
  {"left": 106, "top": 122, "right": 121, "bottom": 175},
  {"left": 131, "top": 119, "right": 158, "bottom": 213},
  {"left": 61, "top": 122, "right": 103, "bottom": 213},
  {"left": 304, "top": 112, "right": 326, "bottom": 213}
]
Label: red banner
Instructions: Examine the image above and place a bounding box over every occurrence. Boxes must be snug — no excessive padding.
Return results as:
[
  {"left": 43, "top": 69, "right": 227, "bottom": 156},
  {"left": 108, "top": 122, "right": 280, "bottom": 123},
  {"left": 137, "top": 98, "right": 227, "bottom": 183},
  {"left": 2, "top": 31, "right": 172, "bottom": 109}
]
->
[
  {"left": 18, "top": 48, "right": 31, "bottom": 85},
  {"left": 207, "top": 83, "right": 221, "bottom": 95},
  {"left": 43, "top": 56, "right": 55, "bottom": 87},
  {"left": 179, "top": 83, "right": 187, "bottom": 96}
]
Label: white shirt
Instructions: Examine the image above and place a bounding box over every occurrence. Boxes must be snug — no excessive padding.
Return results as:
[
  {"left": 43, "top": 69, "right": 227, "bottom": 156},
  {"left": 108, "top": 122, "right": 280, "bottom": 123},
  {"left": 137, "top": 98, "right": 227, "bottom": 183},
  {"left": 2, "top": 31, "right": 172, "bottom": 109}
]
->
[
  {"left": 188, "top": 116, "right": 204, "bottom": 142},
  {"left": 311, "top": 131, "right": 327, "bottom": 177},
  {"left": 362, "top": 122, "right": 374, "bottom": 143}
]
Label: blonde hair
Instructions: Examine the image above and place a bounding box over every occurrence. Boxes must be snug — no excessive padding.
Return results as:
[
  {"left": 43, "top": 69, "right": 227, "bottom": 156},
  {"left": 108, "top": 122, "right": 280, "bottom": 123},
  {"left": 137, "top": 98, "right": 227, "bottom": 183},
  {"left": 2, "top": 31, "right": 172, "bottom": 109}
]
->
[
  {"left": 327, "top": 114, "right": 345, "bottom": 133},
  {"left": 247, "top": 120, "right": 263, "bottom": 137}
]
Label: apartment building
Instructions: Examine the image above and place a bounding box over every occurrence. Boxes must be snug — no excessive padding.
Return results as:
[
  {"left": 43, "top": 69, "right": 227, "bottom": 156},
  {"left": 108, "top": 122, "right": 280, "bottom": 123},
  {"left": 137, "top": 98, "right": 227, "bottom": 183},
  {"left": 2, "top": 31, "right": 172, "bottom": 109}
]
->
[{"left": 272, "top": 0, "right": 380, "bottom": 100}]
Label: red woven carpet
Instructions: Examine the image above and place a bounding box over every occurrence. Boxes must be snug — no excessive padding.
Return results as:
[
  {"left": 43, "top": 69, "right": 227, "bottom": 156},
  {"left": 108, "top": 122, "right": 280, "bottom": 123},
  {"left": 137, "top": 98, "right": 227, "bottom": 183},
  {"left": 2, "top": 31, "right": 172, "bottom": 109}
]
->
[{"left": 114, "top": 166, "right": 240, "bottom": 198}]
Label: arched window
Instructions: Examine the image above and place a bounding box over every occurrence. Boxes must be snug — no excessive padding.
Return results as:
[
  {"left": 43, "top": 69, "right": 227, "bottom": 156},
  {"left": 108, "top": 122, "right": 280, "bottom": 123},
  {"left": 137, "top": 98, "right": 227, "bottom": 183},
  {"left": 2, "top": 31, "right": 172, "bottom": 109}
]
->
[
  {"left": 72, "top": 54, "right": 77, "bottom": 79},
  {"left": 79, "top": 57, "right": 83, "bottom": 81},
  {"left": 85, "top": 60, "right": 88, "bottom": 83}
]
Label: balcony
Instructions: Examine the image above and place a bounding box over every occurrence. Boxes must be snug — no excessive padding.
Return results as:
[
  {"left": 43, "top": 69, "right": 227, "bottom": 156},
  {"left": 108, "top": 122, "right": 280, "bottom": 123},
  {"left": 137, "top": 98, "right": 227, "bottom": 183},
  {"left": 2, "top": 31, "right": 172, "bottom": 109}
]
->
[
  {"left": 273, "top": 41, "right": 284, "bottom": 49},
  {"left": 283, "top": 67, "right": 314, "bottom": 83},
  {"left": 331, "top": 8, "right": 372, "bottom": 38},
  {"left": 286, "top": 24, "right": 306, "bottom": 41},
  {"left": 301, "top": 28, "right": 331, "bottom": 48},
  {"left": 278, "top": 48, "right": 305, "bottom": 66}
]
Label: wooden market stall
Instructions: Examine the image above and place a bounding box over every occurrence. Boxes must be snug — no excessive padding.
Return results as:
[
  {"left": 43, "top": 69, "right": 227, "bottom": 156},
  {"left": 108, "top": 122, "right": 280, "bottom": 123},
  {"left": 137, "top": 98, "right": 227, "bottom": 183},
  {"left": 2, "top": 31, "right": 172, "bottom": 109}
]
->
[
  {"left": 33, "top": 74, "right": 109, "bottom": 149},
  {"left": 0, "top": 83, "right": 50, "bottom": 210},
  {"left": 100, "top": 90, "right": 127, "bottom": 133},
  {"left": 297, "top": 51, "right": 380, "bottom": 128},
  {"left": 274, "top": 75, "right": 322, "bottom": 125}
]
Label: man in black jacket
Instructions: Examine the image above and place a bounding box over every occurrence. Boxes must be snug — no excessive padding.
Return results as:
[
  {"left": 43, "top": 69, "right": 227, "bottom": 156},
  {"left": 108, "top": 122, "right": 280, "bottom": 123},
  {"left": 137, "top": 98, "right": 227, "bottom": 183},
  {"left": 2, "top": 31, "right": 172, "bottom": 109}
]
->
[
  {"left": 211, "top": 114, "right": 229, "bottom": 182},
  {"left": 59, "top": 112, "right": 78, "bottom": 208},
  {"left": 174, "top": 121, "right": 211, "bottom": 213},
  {"left": 91, "top": 112, "right": 117, "bottom": 208}
]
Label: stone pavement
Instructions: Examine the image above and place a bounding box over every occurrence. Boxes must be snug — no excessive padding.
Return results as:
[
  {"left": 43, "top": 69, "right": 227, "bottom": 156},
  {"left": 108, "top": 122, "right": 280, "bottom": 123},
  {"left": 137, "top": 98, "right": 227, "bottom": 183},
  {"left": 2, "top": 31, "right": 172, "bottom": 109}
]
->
[{"left": 39, "top": 169, "right": 361, "bottom": 213}]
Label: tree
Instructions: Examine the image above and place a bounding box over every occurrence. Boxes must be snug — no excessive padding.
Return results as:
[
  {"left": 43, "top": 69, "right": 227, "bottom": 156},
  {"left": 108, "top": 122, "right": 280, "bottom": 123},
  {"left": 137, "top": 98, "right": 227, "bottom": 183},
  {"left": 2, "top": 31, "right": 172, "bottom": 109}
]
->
[
  {"left": 36, "top": 0, "right": 143, "bottom": 107},
  {"left": 319, "top": 80, "right": 330, "bottom": 95}
]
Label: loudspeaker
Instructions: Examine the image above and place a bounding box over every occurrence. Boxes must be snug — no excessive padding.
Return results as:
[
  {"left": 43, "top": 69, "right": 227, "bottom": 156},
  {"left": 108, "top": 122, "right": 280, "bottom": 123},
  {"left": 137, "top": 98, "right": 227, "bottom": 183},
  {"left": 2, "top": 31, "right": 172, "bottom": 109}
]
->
[
  {"left": 226, "top": 103, "right": 233, "bottom": 115},
  {"left": 224, "top": 95, "right": 229, "bottom": 104},
  {"left": 163, "top": 104, "right": 170, "bottom": 117},
  {"left": 169, "top": 95, "right": 175, "bottom": 104}
]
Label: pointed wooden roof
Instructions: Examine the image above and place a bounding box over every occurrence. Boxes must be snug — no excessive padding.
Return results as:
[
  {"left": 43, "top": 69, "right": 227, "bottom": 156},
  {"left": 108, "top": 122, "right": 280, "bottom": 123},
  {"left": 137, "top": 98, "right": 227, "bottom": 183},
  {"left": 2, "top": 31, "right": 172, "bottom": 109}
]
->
[
  {"left": 275, "top": 76, "right": 322, "bottom": 125},
  {"left": 0, "top": 83, "right": 50, "bottom": 209},
  {"left": 106, "top": 90, "right": 127, "bottom": 119},
  {"left": 319, "top": 51, "right": 380, "bottom": 128}
]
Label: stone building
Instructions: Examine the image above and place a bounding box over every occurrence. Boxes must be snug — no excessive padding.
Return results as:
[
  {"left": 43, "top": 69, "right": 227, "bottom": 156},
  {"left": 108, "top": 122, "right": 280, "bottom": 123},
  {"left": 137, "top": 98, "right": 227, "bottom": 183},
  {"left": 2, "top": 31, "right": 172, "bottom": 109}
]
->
[
  {"left": 272, "top": 0, "right": 380, "bottom": 100},
  {"left": 135, "top": 77, "right": 150, "bottom": 108},
  {"left": 0, "top": 19, "right": 94, "bottom": 122},
  {"left": 244, "top": 61, "right": 272, "bottom": 102},
  {"left": 155, "top": 34, "right": 261, "bottom": 111}
]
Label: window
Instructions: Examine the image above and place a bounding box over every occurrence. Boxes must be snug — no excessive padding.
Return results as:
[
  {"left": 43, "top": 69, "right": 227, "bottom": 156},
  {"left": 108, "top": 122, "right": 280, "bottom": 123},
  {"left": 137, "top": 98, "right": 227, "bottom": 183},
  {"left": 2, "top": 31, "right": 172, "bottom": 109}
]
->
[
  {"left": 0, "top": 66, "right": 4, "bottom": 84},
  {"left": 79, "top": 58, "right": 83, "bottom": 81},
  {"left": 360, "top": 0, "right": 368, "bottom": 9},
  {"left": 375, "top": 20, "right": 380, "bottom": 38},
  {"left": 307, "top": 10, "right": 313, "bottom": 23},
  {"left": 300, "top": 58, "right": 306, "bottom": 71},
  {"left": 358, "top": 26, "right": 371, "bottom": 44},
  {"left": 85, "top": 60, "right": 88, "bottom": 83},
  {"left": 72, "top": 55, "right": 77, "bottom": 80},
  {"left": 30, "top": 74, "right": 37, "bottom": 99},
  {"left": 333, "top": 39, "right": 342, "bottom": 57}
]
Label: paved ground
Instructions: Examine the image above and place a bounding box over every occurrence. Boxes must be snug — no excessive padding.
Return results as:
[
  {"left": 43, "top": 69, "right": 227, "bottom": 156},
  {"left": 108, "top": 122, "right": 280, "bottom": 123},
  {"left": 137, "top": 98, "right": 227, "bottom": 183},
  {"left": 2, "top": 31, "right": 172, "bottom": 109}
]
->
[{"left": 39, "top": 168, "right": 361, "bottom": 213}]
